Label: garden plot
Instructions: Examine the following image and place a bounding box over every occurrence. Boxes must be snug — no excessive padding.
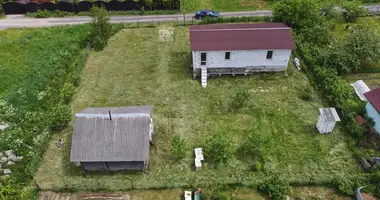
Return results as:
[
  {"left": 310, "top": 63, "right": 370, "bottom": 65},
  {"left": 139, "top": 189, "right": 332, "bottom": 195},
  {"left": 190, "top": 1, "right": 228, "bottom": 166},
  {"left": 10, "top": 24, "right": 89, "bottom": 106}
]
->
[{"left": 35, "top": 26, "right": 359, "bottom": 191}]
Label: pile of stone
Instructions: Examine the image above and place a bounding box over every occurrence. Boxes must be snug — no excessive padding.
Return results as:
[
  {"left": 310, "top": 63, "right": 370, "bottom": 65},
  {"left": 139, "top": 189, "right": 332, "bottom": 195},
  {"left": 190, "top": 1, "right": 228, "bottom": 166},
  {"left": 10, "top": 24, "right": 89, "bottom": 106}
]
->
[{"left": 0, "top": 150, "right": 23, "bottom": 179}]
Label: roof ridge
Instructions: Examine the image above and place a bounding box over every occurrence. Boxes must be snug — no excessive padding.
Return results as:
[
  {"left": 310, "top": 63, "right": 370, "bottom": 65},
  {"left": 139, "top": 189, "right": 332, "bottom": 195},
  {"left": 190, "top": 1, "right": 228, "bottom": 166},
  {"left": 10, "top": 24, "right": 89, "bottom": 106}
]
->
[{"left": 75, "top": 113, "right": 151, "bottom": 118}]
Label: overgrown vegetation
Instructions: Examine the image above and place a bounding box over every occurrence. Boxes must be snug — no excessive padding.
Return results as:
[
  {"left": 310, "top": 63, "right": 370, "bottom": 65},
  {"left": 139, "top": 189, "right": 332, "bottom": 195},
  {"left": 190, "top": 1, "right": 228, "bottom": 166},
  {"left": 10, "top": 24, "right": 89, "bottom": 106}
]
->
[
  {"left": 204, "top": 132, "right": 232, "bottom": 167},
  {"left": 25, "top": 9, "right": 73, "bottom": 18},
  {"left": 0, "top": 22, "right": 124, "bottom": 199},
  {"left": 274, "top": 0, "right": 380, "bottom": 197},
  {"left": 26, "top": 10, "right": 179, "bottom": 18},
  {"left": 170, "top": 135, "right": 187, "bottom": 161},
  {"left": 89, "top": 7, "right": 111, "bottom": 51},
  {"left": 0, "top": 25, "right": 90, "bottom": 199},
  {"left": 260, "top": 171, "right": 289, "bottom": 200}
]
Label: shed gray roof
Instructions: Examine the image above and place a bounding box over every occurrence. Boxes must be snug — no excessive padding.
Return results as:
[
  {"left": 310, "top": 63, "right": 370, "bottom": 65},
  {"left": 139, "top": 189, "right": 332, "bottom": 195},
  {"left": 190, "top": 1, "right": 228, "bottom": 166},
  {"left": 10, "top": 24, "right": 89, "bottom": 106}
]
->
[
  {"left": 70, "top": 106, "right": 152, "bottom": 162},
  {"left": 319, "top": 108, "right": 340, "bottom": 122}
]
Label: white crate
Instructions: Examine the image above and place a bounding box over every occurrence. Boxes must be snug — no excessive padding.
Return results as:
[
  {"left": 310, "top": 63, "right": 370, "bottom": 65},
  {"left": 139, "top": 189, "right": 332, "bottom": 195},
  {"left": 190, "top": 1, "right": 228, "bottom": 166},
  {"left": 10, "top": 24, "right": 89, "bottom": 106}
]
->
[
  {"left": 184, "top": 191, "right": 192, "bottom": 200},
  {"left": 194, "top": 148, "right": 204, "bottom": 161}
]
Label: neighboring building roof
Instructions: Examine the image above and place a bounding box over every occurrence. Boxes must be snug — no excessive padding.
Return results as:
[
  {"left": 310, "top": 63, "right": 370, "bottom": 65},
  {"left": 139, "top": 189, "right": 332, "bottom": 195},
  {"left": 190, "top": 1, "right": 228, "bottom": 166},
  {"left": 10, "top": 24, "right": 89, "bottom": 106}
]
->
[
  {"left": 319, "top": 108, "right": 341, "bottom": 122},
  {"left": 189, "top": 23, "right": 296, "bottom": 51},
  {"left": 70, "top": 106, "right": 152, "bottom": 162},
  {"left": 364, "top": 87, "right": 380, "bottom": 113},
  {"left": 350, "top": 80, "right": 370, "bottom": 101}
]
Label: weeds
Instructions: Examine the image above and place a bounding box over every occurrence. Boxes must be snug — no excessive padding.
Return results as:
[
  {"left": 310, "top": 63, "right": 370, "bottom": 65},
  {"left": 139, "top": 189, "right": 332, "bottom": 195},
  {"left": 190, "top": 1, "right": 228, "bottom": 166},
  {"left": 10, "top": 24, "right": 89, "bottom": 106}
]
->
[
  {"left": 228, "top": 89, "right": 250, "bottom": 112},
  {"left": 170, "top": 135, "right": 187, "bottom": 161}
]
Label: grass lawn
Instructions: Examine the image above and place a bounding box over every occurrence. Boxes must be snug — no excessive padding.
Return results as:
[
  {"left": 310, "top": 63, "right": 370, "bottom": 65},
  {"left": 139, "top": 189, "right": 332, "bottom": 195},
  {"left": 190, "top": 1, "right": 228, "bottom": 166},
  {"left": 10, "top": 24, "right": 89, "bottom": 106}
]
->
[
  {"left": 182, "top": 0, "right": 270, "bottom": 12},
  {"left": 34, "top": 25, "right": 360, "bottom": 192}
]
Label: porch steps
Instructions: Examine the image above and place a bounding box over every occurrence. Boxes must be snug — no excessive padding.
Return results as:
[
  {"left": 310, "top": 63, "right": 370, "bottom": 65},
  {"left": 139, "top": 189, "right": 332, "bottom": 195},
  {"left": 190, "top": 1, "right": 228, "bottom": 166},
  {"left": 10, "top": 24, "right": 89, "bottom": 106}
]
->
[{"left": 201, "top": 67, "right": 207, "bottom": 88}]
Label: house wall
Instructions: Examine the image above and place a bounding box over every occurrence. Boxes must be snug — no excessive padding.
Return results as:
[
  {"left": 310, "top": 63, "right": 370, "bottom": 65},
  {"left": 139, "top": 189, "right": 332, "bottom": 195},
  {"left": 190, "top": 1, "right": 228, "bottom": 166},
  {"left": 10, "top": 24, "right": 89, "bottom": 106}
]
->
[
  {"left": 81, "top": 161, "right": 145, "bottom": 171},
  {"left": 366, "top": 102, "right": 380, "bottom": 134},
  {"left": 192, "top": 49, "right": 292, "bottom": 71}
]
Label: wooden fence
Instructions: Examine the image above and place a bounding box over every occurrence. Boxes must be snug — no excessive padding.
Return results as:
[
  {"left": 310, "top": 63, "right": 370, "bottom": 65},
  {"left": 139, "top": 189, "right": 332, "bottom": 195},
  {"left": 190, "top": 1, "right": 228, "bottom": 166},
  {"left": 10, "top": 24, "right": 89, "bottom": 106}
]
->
[{"left": 2, "top": 0, "right": 180, "bottom": 15}]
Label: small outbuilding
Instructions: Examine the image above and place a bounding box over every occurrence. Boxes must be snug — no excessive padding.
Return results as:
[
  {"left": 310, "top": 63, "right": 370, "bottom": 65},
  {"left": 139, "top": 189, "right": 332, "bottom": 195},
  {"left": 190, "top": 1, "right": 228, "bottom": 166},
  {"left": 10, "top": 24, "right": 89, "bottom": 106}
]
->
[
  {"left": 70, "top": 106, "right": 153, "bottom": 171},
  {"left": 189, "top": 23, "right": 296, "bottom": 87},
  {"left": 364, "top": 87, "right": 380, "bottom": 134},
  {"left": 316, "top": 108, "right": 340, "bottom": 134}
]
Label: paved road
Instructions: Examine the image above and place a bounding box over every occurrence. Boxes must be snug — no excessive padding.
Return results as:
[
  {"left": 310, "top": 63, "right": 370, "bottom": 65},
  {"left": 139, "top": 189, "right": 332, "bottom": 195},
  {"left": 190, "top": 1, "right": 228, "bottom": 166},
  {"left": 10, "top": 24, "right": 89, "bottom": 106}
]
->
[
  {"left": 0, "top": 10, "right": 272, "bottom": 30},
  {"left": 0, "top": 5, "right": 379, "bottom": 30}
]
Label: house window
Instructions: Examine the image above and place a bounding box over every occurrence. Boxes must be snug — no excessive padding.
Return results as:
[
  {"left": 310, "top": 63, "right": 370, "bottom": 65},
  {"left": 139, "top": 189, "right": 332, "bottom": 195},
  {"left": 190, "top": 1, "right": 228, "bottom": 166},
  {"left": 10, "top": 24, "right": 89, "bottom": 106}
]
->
[
  {"left": 201, "top": 53, "right": 207, "bottom": 65},
  {"left": 225, "top": 52, "right": 231, "bottom": 60},
  {"left": 266, "top": 51, "right": 273, "bottom": 59}
]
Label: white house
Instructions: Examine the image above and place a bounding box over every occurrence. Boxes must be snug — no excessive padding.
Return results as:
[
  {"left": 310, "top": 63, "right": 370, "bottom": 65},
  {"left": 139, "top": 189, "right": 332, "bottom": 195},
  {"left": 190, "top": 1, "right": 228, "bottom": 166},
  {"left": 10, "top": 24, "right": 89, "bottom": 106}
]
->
[
  {"left": 364, "top": 87, "right": 380, "bottom": 134},
  {"left": 316, "top": 108, "right": 341, "bottom": 134},
  {"left": 189, "top": 23, "right": 296, "bottom": 87}
]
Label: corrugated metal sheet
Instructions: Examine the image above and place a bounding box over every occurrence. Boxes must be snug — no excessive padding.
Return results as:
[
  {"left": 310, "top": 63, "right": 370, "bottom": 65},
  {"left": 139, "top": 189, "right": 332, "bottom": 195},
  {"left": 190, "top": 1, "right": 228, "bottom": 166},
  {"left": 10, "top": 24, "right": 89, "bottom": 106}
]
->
[
  {"left": 79, "top": 106, "right": 152, "bottom": 115},
  {"left": 70, "top": 106, "right": 152, "bottom": 162},
  {"left": 364, "top": 87, "right": 380, "bottom": 113},
  {"left": 189, "top": 23, "right": 296, "bottom": 51}
]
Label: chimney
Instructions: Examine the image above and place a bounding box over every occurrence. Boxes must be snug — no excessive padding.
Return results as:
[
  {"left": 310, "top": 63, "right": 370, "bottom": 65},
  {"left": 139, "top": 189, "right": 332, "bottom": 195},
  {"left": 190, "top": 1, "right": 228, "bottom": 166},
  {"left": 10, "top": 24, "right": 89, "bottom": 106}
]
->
[{"left": 108, "top": 111, "right": 112, "bottom": 120}]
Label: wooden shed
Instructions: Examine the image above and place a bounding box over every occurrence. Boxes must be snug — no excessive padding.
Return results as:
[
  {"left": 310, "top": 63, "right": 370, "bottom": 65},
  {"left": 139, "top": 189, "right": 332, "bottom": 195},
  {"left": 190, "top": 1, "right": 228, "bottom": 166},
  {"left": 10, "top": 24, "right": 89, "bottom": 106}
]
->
[
  {"left": 316, "top": 108, "right": 340, "bottom": 134},
  {"left": 189, "top": 23, "right": 296, "bottom": 87},
  {"left": 70, "top": 106, "right": 153, "bottom": 171}
]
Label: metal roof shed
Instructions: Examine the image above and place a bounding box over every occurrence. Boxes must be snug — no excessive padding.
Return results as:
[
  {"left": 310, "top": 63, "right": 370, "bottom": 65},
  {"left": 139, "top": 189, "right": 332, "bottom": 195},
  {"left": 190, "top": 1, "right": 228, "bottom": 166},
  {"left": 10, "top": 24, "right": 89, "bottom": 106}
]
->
[
  {"left": 70, "top": 106, "right": 153, "bottom": 171},
  {"left": 316, "top": 108, "right": 340, "bottom": 134}
]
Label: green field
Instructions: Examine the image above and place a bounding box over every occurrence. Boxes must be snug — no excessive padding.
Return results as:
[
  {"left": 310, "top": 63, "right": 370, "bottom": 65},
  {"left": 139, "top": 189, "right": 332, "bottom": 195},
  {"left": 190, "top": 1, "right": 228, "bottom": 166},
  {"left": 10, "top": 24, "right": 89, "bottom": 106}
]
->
[
  {"left": 34, "top": 25, "right": 360, "bottom": 192},
  {"left": 182, "top": 0, "right": 270, "bottom": 12}
]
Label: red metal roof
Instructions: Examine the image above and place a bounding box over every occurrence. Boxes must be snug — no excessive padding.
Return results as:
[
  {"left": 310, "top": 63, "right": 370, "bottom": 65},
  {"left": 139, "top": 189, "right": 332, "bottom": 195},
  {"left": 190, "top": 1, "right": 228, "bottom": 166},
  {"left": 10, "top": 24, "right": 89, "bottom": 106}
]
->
[
  {"left": 364, "top": 87, "right": 380, "bottom": 113},
  {"left": 189, "top": 23, "right": 296, "bottom": 51}
]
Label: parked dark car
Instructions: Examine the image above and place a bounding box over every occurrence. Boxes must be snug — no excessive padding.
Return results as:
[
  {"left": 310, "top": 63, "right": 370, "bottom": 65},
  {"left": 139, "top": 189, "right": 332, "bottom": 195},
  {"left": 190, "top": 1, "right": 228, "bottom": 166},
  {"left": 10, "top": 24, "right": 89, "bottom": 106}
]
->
[{"left": 194, "top": 9, "right": 220, "bottom": 19}]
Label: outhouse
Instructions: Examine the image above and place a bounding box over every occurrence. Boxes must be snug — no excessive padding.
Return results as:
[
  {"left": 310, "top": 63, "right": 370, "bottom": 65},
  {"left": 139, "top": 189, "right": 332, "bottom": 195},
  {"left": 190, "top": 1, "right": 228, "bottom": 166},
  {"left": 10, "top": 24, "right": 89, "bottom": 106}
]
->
[{"left": 316, "top": 108, "right": 340, "bottom": 134}]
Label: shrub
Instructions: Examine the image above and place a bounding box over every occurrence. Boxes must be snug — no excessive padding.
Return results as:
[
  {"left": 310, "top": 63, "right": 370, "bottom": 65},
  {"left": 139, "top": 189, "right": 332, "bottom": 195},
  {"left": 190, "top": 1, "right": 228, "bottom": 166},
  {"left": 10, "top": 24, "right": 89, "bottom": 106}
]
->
[
  {"left": 49, "top": 105, "right": 72, "bottom": 131},
  {"left": 332, "top": 174, "right": 365, "bottom": 195},
  {"left": 89, "top": 6, "right": 111, "bottom": 51},
  {"left": 238, "top": 131, "right": 269, "bottom": 169},
  {"left": 170, "top": 135, "right": 187, "bottom": 161},
  {"left": 342, "top": 0, "right": 366, "bottom": 22},
  {"left": 299, "top": 85, "right": 313, "bottom": 101},
  {"left": 322, "top": 24, "right": 380, "bottom": 74},
  {"left": 273, "top": 0, "right": 322, "bottom": 30},
  {"left": 61, "top": 82, "right": 76, "bottom": 103},
  {"left": 260, "top": 171, "right": 289, "bottom": 200},
  {"left": 204, "top": 132, "right": 232, "bottom": 167},
  {"left": 228, "top": 89, "right": 250, "bottom": 112},
  {"left": 0, "top": 177, "right": 24, "bottom": 200},
  {"left": 32, "top": 9, "right": 51, "bottom": 18}
]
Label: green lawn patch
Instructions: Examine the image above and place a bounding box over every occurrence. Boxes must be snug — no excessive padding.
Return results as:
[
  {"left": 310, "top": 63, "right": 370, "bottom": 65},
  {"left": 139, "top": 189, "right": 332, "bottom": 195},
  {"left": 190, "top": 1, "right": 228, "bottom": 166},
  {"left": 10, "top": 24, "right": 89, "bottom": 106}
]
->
[{"left": 34, "top": 25, "right": 360, "bottom": 192}]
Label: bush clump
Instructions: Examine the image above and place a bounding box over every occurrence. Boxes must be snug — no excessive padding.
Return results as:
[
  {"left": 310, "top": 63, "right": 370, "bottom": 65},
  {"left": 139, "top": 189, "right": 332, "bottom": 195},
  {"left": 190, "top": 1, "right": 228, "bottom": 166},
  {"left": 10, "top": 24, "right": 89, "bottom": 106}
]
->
[
  {"left": 89, "top": 6, "right": 111, "bottom": 51},
  {"left": 260, "top": 171, "right": 289, "bottom": 200},
  {"left": 170, "top": 135, "right": 187, "bottom": 161},
  {"left": 204, "top": 132, "right": 232, "bottom": 167},
  {"left": 49, "top": 105, "right": 72, "bottom": 131},
  {"left": 228, "top": 89, "right": 250, "bottom": 112}
]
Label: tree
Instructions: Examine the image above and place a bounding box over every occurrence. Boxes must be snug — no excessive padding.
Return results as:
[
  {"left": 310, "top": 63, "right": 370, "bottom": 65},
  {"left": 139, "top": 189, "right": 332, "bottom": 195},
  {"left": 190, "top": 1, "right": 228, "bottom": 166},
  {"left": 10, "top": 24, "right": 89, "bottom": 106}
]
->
[
  {"left": 342, "top": 0, "right": 366, "bottom": 22},
  {"left": 273, "top": 0, "right": 322, "bottom": 30},
  {"left": 323, "top": 25, "right": 380, "bottom": 73},
  {"left": 88, "top": 6, "right": 111, "bottom": 51},
  {"left": 204, "top": 132, "right": 232, "bottom": 167}
]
